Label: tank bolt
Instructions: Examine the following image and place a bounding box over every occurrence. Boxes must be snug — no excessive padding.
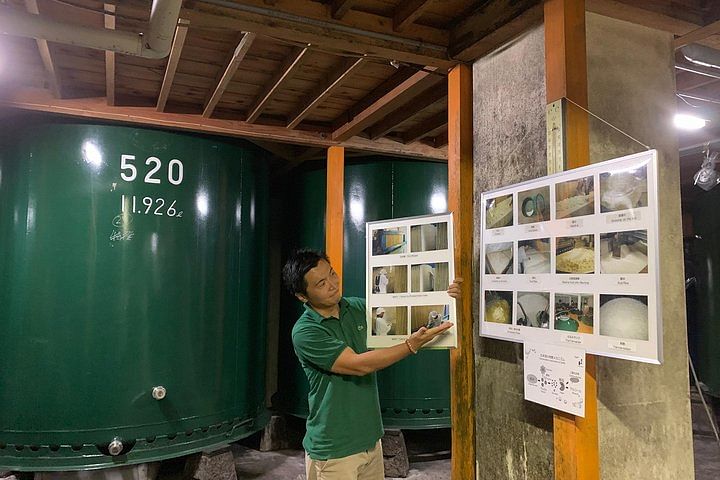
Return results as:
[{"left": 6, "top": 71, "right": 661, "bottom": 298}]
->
[
  {"left": 108, "top": 438, "right": 123, "bottom": 456},
  {"left": 152, "top": 386, "right": 167, "bottom": 400}
]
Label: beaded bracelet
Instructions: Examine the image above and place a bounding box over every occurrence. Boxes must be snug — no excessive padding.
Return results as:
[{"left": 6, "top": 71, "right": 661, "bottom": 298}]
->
[{"left": 405, "top": 338, "right": 418, "bottom": 354}]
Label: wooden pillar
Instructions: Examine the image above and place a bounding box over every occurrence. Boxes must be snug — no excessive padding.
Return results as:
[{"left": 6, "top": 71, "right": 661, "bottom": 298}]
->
[
  {"left": 326, "top": 146, "right": 345, "bottom": 287},
  {"left": 448, "top": 63, "right": 475, "bottom": 480},
  {"left": 544, "top": 1, "right": 599, "bottom": 480}
]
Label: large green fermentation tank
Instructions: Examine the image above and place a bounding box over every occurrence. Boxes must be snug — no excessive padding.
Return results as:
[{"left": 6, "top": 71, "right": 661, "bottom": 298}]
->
[
  {"left": 277, "top": 158, "right": 450, "bottom": 428},
  {"left": 0, "top": 121, "right": 270, "bottom": 471},
  {"left": 689, "top": 188, "right": 720, "bottom": 397}
]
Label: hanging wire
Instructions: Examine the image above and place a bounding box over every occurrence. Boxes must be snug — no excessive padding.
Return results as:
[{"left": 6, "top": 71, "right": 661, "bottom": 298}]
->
[{"left": 564, "top": 97, "right": 651, "bottom": 151}]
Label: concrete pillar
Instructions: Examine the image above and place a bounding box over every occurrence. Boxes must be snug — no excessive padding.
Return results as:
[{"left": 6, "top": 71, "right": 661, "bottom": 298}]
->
[
  {"left": 472, "top": 13, "right": 694, "bottom": 480},
  {"left": 473, "top": 24, "right": 554, "bottom": 480},
  {"left": 586, "top": 12, "right": 694, "bottom": 480}
]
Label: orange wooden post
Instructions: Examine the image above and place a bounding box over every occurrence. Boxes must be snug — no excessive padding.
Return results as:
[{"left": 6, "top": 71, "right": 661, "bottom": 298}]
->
[
  {"left": 326, "top": 146, "right": 345, "bottom": 288},
  {"left": 448, "top": 63, "right": 476, "bottom": 480},
  {"left": 544, "top": 1, "right": 599, "bottom": 479}
]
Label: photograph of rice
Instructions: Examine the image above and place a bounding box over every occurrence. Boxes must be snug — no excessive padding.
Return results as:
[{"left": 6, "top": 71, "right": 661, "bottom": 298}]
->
[
  {"left": 599, "top": 165, "right": 648, "bottom": 213},
  {"left": 599, "top": 294, "right": 649, "bottom": 341},
  {"left": 556, "top": 235, "right": 595, "bottom": 273},
  {"left": 516, "top": 292, "right": 550, "bottom": 329},
  {"left": 372, "top": 227, "right": 407, "bottom": 255},
  {"left": 517, "top": 238, "right": 551, "bottom": 274},
  {"left": 371, "top": 306, "right": 408, "bottom": 336},
  {"left": 599, "top": 230, "right": 648, "bottom": 274},
  {"left": 485, "top": 242, "right": 513, "bottom": 274},
  {"left": 484, "top": 291, "right": 513, "bottom": 324},
  {"left": 556, "top": 176, "right": 594, "bottom": 219},
  {"left": 485, "top": 194, "right": 513, "bottom": 229},
  {"left": 411, "top": 262, "right": 450, "bottom": 292},
  {"left": 371, "top": 266, "right": 408, "bottom": 294},
  {"left": 554, "top": 293, "right": 594, "bottom": 333},
  {"left": 517, "top": 186, "right": 550, "bottom": 224},
  {"left": 411, "top": 222, "right": 449, "bottom": 252},
  {"left": 411, "top": 304, "right": 450, "bottom": 333}
]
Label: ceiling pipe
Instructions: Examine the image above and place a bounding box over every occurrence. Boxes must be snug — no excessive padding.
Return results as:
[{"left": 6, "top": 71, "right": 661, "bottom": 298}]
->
[{"left": 0, "top": 0, "right": 182, "bottom": 59}]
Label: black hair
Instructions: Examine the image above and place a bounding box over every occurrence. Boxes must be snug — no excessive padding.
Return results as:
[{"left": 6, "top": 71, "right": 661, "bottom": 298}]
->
[{"left": 282, "top": 249, "right": 330, "bottom": 296}]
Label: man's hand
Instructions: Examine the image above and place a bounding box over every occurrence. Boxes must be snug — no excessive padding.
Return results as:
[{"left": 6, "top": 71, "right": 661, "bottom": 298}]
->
[
  {"left": 447, "top": 277, "right": 463, "bottom": 299},
  {"left": 407, "top": 322, "right": 454, "bottom": 352}
]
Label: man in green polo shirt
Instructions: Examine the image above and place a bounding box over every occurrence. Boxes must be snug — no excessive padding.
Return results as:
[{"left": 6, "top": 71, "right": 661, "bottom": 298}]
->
[{"left": 283, "top": 249, "right": 461, "bottom": 480}]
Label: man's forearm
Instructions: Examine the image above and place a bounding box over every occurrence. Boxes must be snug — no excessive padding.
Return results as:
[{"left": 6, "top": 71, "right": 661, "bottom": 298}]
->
[{"left": 331, "top": 342, "right": 413, "bottom": 376}]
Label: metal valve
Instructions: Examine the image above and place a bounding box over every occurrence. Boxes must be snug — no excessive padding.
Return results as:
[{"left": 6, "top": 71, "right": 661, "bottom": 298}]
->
[
  {"left": 152, "top": 385, "right": 167, "bottom": 400},
  {"left": 108, "top": 437, "right": 123, "bottom": 456}
]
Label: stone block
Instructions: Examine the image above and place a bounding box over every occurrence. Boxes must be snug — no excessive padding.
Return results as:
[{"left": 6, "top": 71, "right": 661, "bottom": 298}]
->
[
  {"left": 184, "top": 447, "right": 236, "bottom": 480},
  {"left": 381, "top": 430, "right": 409, "bottom": 478},
  {"left": 260, "top": 415, "right": 290, "bottom": 451}
]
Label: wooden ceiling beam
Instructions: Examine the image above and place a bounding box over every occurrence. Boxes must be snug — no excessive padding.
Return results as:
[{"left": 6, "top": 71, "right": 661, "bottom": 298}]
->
[
  {"left": 401, "top": 110, "right": 447, "bottom": 144},
  {"left": 432, "top": 128, "right": 448, "bottom": 148},
  {"left": 394, "top": 0, "right": 433, "bottom": 32},
  {"left": 334, "top": 66, "right": 417, "bottom": 130},
  {"left": 332, "top": 68, "right": 441, "bottom": 142},
  {"left": 24, "top": 0, "right": 62, "bottom": 98},
  {"left": 674, "top": 19, "right": 720, "bottom": 49},
  {"left": 586, "top": 0, "right": 720, "bottom": 50},
  {"left": 287, "top": 56, "right": 366, "bottom": 129},
  {"left": 157, "top": 19, "right": 190, "bottom": 112},
  {"left": 368, "top": 83, "right": 447, "bottom": 139},
  {"left": 449, "top": 1, "right": 543, "bottom": 62},
  {"left": 331, "top": 0, "right": 358, "bottom": 20},
  {"left": 202, "top": 32, "right": 256, "bottom": 118},
  {"left": 104, "top": 4, "right": 116, "bottom": 106},
  {"left": 183, "top": 2, "right": 453, "bottom": 69},
  {"left": 247, "top": 44, "right": 310, "bottom": 123},
  {"left": 2, "top": 88, "right": 447, "bottom": 160}
]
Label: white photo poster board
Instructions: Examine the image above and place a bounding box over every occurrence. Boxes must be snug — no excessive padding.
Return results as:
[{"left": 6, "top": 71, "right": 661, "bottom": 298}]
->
[
  {"left": 366, "top": 213, "right": 457, "bottom": 349},
  {"left": 480, "top": 150, "right": 662, "bottom": 364}
]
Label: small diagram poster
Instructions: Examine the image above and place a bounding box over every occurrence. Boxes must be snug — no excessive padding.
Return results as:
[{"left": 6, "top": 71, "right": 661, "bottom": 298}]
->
[
  {"left": 524, "top": 341, "right": 586, "bottom": 417},
  {"left": 480, "top": 150, "right": 662, "bottom": 363},
  {"left": 366, "top": 213, "right": 457, "bottom": 349}
]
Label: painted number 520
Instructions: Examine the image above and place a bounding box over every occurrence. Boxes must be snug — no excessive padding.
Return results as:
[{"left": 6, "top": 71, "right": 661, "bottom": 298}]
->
[{"left": 120, "top": 155, "right": 184, "bottom": 186}]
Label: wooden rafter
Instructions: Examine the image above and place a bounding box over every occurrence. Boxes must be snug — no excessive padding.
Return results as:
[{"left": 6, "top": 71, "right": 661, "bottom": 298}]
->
[
  {"left": 157, "top": 19, "right": 190, "bottom": 112},
  {"left": 247, "top": 44, "right": 310, "bottom": 123},
  {"left": 334, "top": 67, "right": 417, "bottom": 129},
  {"left": 104, "top": 4, "right": 116, "bottom": 106},
  {"left": 450, "top": 0, "right": 543, "bottom": 61},
  {"left": 202, "top": 32, "right": 257, "bottom": 118},
  {"left": 431, "top": 128, "right": 448, "bottom": 148},
  {"left": 183, "top": 2, "right": 453, "bottom": 69},
  {"left": 332, "top": 68, "right": 440, "bottom": 142},
  {"left": 24, "top": 0, "right": 62, "bottom": 98},
  {"left": 331, "top": 0, "right": 358, "bottom": 20},
  {"left": 674, "top": 19, "right": 720, "bottom": 49},
  {"left": 402, "top": 110, "right": 447, "bottom": 144},
  {"left": 287, "top": 56, "right": 366, "bottom": 129},
  {"left": 3, "top": 88, "right": 447, "bottom": 160},
  {"left": 368, "top": 83, "right": 447, "bottom": 139},
  {"left": 394, "top": 0, "right": 433, "bottom": 32}
]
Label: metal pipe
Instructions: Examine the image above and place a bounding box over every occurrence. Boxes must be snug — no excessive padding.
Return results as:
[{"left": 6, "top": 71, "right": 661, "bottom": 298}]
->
[
  {"left": 0, "top": 0, "right": 182, "bottom": 59},
  {"left": 675, "top": 63, "right": 720, "bottom": 81},
  {"left": 677, "top": 91, "right": 720, "bottom": 105},
  {"left": 198, "top": 0, "right": 447, "bottom": 55}
]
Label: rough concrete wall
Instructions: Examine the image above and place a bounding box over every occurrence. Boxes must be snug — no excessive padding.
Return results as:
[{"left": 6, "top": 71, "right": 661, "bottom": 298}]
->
[
  {"left": 473, "top": 24, "right": 554, "bottom": 480},
  {"left": 586, "top": 13, "right": 695, "bottom": 480}
]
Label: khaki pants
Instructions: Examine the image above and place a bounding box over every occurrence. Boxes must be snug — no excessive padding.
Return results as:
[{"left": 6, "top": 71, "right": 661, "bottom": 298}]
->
[{"left": 305, "top": 441, "right": 384, "bottom": 480}]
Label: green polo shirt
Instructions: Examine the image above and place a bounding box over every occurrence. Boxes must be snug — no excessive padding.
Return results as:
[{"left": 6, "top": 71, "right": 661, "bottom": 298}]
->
[{"left": 291, "top": 296, "right": 383, "bottom": 460}]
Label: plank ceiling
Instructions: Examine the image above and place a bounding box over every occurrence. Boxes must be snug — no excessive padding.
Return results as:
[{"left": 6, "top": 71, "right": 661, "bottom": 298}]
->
[{"left": 0, "top": 0, "right": 719, "bottom": 166}]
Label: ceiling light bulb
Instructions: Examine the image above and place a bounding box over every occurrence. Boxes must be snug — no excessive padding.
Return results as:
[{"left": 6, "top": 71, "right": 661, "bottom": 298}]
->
[{"left": 674, "top": 113, "right": 707, "bottom": 131}]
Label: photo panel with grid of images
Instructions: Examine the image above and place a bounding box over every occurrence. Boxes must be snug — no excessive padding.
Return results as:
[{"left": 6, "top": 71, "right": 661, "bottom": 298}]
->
[
  {"left": 480, "top": 150, "right": 661, "bottom": 363},
  {"left": 367, "top": 213, "right": 457, "bottom": 349}
]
